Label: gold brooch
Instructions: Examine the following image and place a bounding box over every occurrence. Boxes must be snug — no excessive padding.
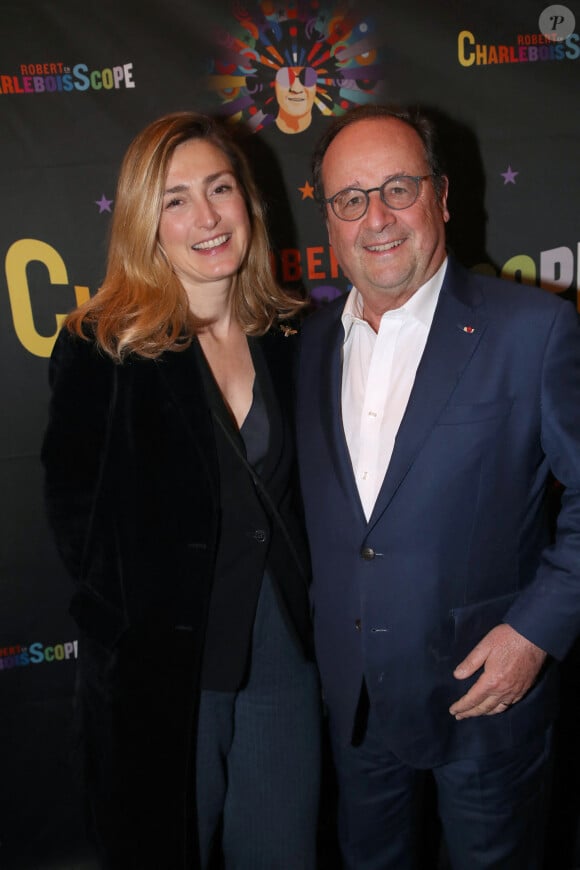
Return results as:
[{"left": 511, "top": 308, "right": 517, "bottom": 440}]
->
[{"left": 279, "top": 324, "right": 298, "bottom": 337}]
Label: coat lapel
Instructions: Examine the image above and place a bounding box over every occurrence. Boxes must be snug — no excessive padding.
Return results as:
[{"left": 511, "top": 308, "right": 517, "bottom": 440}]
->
[
  {"left": 368, "top": 261, "right": 488, "bottom": 529},
  {"left": 154, "top": 340, "right": 220, "bottom": 496},
  {"left": 249, "top": 334, "right": 287, "bottom": 486}
]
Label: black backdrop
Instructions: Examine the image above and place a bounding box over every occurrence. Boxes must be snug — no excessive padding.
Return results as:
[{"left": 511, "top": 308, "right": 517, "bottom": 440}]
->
[{"left": 1, "top": 1, "right": 579, "bottom": 866}]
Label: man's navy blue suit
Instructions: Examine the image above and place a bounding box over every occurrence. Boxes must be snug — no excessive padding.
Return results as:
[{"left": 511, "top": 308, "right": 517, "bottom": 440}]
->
[{"left": 296, "top": 256, "right": 580, "bottom": 864}]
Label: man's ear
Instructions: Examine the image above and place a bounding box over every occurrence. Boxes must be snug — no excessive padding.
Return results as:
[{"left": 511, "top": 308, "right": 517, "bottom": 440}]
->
[{"left": 440, "top": 175, "right": 450, "bottom": 223}]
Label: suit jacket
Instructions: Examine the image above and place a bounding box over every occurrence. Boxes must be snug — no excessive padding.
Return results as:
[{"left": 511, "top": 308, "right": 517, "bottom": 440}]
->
[
  {"left": 41, "top": 325, "right": 312, "bottom": 869},
  {"left": 296, "top": 256, "right": 580, "bottom": 767}
]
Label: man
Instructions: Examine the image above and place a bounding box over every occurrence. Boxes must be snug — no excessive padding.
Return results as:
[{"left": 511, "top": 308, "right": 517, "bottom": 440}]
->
[{"left": 295, "top": 104, "right": 580, "bottom": 868}]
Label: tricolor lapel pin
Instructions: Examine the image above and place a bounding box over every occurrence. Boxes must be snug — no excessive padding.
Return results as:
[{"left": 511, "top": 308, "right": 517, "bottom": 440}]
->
[{"left": 460, "top": 324, "right": 475, "bottom": 333}]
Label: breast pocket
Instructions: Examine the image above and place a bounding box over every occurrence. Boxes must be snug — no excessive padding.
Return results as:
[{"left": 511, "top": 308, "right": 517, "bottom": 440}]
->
[
  {"left": 425, "top": 398, "right": 514, "bottom": 480},
  {"left": 437, "top": 398, "right": 513, "bottom": 426}
]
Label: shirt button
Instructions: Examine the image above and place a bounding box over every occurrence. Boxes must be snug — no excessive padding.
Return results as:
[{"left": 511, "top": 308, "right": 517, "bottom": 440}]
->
[
  {"left": 355, "top": 619, "right": 362, "bottom": 631},
  {"left": 361, "top": 546, "right": 375, "bottom": 560},
  {"left": 253, "top": 529, "right": 266, "bottom": 542}
]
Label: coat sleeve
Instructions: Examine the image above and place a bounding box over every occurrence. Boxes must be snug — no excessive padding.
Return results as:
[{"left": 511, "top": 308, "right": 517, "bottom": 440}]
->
[
  {"left": 506, "top": 300, "right": 580, "bottom": 659},
  {"left": 41, "top": 328, "right": 117, "bottom": 582}
]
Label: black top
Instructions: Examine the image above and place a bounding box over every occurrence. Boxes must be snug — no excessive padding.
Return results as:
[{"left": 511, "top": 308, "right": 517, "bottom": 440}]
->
[{"left": 240, "top": 376, "right": 270, "bottom": 471}]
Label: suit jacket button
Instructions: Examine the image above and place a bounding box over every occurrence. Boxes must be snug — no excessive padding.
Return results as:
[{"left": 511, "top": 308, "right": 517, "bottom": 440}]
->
[
  {"left": 355, "top": 619, "right": 362, "bottom": 631},
  {"left": 253, "top": 529, "right": 266, "bottom": 542},
  {"left": 361, "top": 546, "right": 375, "bottom": 560}
]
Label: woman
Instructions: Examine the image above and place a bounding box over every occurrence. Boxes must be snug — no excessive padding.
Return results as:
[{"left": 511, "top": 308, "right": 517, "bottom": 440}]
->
[{"left": 41, "top": 112, "right": 321, "bottom": 869}]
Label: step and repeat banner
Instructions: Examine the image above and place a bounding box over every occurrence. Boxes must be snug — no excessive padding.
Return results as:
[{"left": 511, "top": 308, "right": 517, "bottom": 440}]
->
[{"left": 1, "top": 0, "right": 579, "bottom": 865}]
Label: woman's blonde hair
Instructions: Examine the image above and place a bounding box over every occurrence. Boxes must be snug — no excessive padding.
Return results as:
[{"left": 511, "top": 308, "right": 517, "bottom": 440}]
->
[{"left": 67, "top": 111, "right": 304, "bottom": 360}]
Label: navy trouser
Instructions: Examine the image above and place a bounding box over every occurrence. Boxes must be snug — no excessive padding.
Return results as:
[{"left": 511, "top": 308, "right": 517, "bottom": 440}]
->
[
  {"left": 196, "top": 574, "right": 321, "bottom": 869},
  {"left": 331, "top": 702, "right": 553, "bottom": 870}
]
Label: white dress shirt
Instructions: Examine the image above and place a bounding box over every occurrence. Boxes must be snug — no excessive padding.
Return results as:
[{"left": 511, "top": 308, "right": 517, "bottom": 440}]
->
[{"left": 341, "top": 259, "right": 448, "bottom": 520}]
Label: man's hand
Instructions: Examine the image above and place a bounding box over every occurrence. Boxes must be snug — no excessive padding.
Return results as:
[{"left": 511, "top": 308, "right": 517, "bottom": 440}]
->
[{"left": 449, "top": 623, "right": 547, "bottom": 720}]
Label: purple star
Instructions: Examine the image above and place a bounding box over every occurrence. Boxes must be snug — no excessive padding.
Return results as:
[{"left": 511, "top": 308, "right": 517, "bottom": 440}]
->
[
  {"left": 95, "top": 194, "right": 113, "bottom": 213},
  {"left": 501, "top": 166, "right": 519, "bottom": 185}
]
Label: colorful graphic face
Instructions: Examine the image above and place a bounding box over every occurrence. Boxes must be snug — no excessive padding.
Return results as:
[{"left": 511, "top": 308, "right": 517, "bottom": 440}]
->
[
  {"left": 322, "top": 117, "right": 449, "bottom": 315},
  {"left": 158, "top": 139, "right": 251, "bottom": 300},
  {"left": 207, "top": 2, "right": 385, "bottom": 135},
  {"left": 274, "top": 66, "right": 317, "bottom": 132}
]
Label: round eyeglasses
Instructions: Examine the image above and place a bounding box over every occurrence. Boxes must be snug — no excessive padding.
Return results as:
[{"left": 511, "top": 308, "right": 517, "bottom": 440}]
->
[{"left": 323, "top": 174, "right": 433, "bottom": 221}]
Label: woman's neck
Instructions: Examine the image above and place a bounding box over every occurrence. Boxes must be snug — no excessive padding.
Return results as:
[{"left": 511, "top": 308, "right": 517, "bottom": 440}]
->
[{"left": 184, "top": 279, "right": 234, "bottom": 326}]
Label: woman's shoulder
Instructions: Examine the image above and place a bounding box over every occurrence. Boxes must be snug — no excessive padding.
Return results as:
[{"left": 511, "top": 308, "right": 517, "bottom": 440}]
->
[
  {"left": 260, "top": 317, "right": 301, "bottom": 350},
  {"left": 48, "top": 325, "right": 117, "bottom": 392},
  {"left": 256, "top": 319, "right": 301, "bottom": 371}
]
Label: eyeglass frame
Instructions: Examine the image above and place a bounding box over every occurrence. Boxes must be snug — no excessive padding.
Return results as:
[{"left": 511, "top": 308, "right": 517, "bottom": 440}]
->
[
  {"left": 275, "top": 66, "right": 317, "bottom": 89},
  {"left": 321, "top": 174, "right": 434, "bottom": 221}
]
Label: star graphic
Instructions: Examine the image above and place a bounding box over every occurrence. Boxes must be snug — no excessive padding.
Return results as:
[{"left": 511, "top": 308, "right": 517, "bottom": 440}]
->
[
  {"left": 95, "top": 194, "right": 113, "bottom": 213},
  {"left": 298, "top": 180, "right": 315, "bottom": 200},
  {"left": 501, "top": 166, "right": 519, "bottom": 185}
]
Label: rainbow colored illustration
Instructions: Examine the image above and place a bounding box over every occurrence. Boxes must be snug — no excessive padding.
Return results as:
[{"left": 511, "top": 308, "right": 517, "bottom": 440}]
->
[{"left": 207, "top": 0, "right": 385, "bottom": 131}]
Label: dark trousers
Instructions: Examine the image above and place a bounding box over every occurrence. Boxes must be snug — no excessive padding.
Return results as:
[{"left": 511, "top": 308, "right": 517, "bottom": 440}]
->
[
  {"left": 330, "top": 702, "right": 553, "bottom": 870},
  {"left": 196, "top": 574, "right": 321, "bottom": 869}
]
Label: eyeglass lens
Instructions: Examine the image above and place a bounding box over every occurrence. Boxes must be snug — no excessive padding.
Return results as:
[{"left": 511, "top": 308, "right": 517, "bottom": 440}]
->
[{"left": 332, "top": 176, "right": 421, "bottom": 220}]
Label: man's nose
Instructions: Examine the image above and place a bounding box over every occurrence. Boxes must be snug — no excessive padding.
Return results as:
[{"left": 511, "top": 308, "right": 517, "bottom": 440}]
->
[{"left": 364, "top": 189, "right": 396, "bottom": 229}]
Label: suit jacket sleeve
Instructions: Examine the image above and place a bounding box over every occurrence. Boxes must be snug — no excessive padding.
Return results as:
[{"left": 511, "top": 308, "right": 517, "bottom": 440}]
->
[
  {"left": 506, "top": 299, "right": 580, "bottom": 660},
  {"left": 41, "top": 328, "right": 116, "bottom": 582}
]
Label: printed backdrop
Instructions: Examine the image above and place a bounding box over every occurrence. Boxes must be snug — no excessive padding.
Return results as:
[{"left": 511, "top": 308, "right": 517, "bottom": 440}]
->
[{"left": 1, "top": 1, "right": 579, "bottom": 866}]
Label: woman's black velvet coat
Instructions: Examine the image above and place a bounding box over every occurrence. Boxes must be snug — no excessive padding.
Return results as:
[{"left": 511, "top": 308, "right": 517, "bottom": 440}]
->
[{"left": 41, "top": 326, "right": 314, "bottom": 869}]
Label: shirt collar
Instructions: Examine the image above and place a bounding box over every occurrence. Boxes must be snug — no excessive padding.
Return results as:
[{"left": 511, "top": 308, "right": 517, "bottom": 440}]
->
[{"left": 342, "top": 257, "right": 448, "bottom": 341}]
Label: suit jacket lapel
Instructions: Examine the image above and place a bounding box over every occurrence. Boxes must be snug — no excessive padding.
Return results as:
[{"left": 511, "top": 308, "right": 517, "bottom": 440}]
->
[
  {"left": 368, "top": 261, "right": 488, "bottom": 529},
  {"left": 320, "top": 308, "right": 369, "bottom": 525}
]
